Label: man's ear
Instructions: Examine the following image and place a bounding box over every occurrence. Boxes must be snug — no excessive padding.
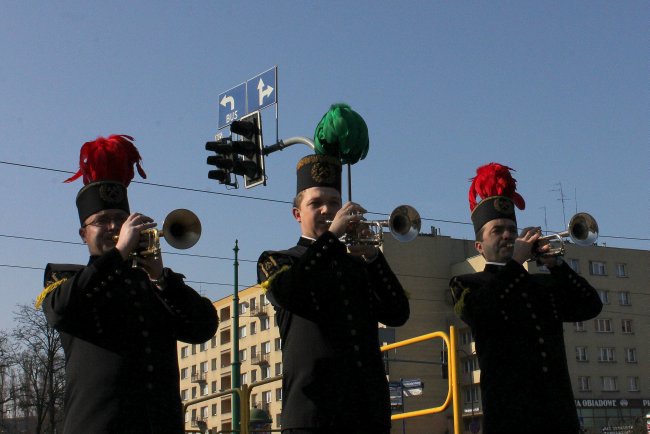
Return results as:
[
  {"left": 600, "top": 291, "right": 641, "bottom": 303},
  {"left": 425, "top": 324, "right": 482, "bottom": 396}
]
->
[
  {"left": 292, "top": 207, "right": 301, "bottom": 223},
  {"left": 79, "top": 227, "right": 87, "bottom": 244},
  {"left": 474, "top": 240, "right": 483, "bottom": 256}
]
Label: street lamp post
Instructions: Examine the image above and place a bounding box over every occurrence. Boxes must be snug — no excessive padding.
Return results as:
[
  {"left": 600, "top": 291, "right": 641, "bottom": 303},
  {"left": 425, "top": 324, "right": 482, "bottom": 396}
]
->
[{"left": 232, "top": 240, "right": 241, "bottom": 432}]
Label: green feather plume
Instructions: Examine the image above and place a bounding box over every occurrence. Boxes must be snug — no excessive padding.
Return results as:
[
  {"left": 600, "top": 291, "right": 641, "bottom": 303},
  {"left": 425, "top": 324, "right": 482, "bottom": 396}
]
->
[{"left": 314, "top": 103, "right": 369, "bottom": 165}]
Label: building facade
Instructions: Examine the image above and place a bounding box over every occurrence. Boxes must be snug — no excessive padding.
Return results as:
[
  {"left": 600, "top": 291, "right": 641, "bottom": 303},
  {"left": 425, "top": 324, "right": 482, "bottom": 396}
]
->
[{"left": 178, "top": 233, "right": 649, "bottom": 434}]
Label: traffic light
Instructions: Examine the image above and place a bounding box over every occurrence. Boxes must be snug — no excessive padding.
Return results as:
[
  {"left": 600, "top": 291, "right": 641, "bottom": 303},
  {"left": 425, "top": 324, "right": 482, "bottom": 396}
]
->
[
  {"left": 206, "top": 138, "right": 236, "bottom": 186},
  {"left": 230, "top": 111, "right": 265, "bottom": 188}
]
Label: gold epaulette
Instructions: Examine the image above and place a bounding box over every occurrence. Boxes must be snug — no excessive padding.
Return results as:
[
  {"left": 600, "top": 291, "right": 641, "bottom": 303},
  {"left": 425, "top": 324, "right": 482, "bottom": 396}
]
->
[
  {"left": 35, "top": 279, "right": 68, "bottom": 309},
  {"left": 260, "top": 265, "right": 290, "bottom": 293}
]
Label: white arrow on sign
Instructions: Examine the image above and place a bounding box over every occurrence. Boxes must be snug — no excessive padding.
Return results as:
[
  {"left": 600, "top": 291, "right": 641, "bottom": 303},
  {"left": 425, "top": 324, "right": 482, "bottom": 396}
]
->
[
  {"left": 257, "top": 78, "right": 274, "bottom": 106},
  {"left": 220, "top": 95, "right": 235, "bottom": 110}
]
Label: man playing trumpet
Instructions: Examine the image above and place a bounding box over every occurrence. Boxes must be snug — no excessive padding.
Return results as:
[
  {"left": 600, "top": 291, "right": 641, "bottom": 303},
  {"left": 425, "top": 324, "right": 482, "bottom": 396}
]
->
[
  {"left": 450, "top": 163, "right": 602, "bottom": 434},
  {"left": 257, "top": 154, "right": 410, "bottom": 434},
  {"left": 38, "top": 135, "right": 218, "bottom": 434}
]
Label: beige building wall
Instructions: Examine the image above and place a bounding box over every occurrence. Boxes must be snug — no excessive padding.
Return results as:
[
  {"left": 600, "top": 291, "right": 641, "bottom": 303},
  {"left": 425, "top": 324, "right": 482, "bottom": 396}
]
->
[{"left": 178, "top": 235, "right": 649, "bottom": 434}]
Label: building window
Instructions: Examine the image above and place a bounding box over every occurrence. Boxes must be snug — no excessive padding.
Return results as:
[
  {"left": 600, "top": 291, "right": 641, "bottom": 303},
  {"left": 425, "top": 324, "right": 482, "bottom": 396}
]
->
[
  {"left": 568, "top": 258, "right": 580, "bottom": 273},
  {"left": 249, "top": 297, "right": 257, "bottom": 311},
  {"left": 262, "top": 341, "right": 271, "bottom": 355},
  {"left": 239, "top": 302, "right": 248, "bottom": 315},
  {"left": 598, "top": 290, "right": 609, "bottom": 304},
  {"left": 261, "top": 366, "right": 270, "bottom": 379},
  {"left": 192, "top": 386, "right": 197, "bottom": 399},
  {"left": 574, "top": 322, "right": 585, "bottom": 332},
  {"left": 211, "top": 358, "right": 217, "bottom": 371},
  {"left": 461, "top": 330, "right": 473, "bottom": 346},
  {"left": 200, "top": 361, "right": 208, "bottom": 373},
  {"left": 274, "top": 362, "right": 282, "bottom": 376},
  {"left": 463, "top": 357, "right": 478, "bottom": 372},
  {"left": 622, "top": 319, "right": 633, "bottom": 334},
  {"left": 618, "top": 291, "right": 631, "bottom": 306},
  {"left": 211, "top": 381, "right": 217, "bottom": 393},
  {"left": 250, "top": 322, "right": 257, "bottom": 335},
  {"left": 241, "top": 372, "right": 248, "bottom": 385},
  {"left": 261, "top": 293, "right": 269, "bottom": 305},
  {"left": 615, "top": 263, "right": 628, "bottom": 277},
  {"left": 576, "top": 346, "right": 588, "bottom": 362},
  {"left": 463, "top": 385, "right": 479, "bottom": 404},
  {"left": 200, "top": 342, "right": 208, "bottom": 352},
  {"left": 251, "top": 370, "right": 257, "bottom": 383},
  {"left": 598, "top": 347, "right": 616, "bottom": 362},
  {"left": 578, "top": 376, "right": 590, "bottom": 392},
  {"left": 250, "top": 345, "right": 257, "bottom": 359},
  {"left": 181, "top": 368, "right": 189, "bottom": 380},
  {"left": 260, "top": 317, "right": 270, "bottom": 331},
  {"left": 181, "top": 389, "right": 188, "bottom": 401},
  {"left": 275, "top": 387, "right": 282, "bottom": 401},
  {"left": 625, "top": 348, "right": 637, "bottom": 363},
  {"left": 262, "top": 390, "right": 272, "bottom": 404},
  {"left": 181, "top": 346, "right": 189, "bottom": 358},
  {"left": 589, "top": 261, "right": 606, "bottom": 276},
  {"left": 211, "top": 336, "right": 217, "bottom": 348},
  {"left": 595, "top": 319, "right": 612, "bottom": 333},
  {"left": 627, "top": 377, "right": 639, "bottom": 392},
  {"left": 202, "top": 383, "right": 209, "bottom": 396},
  {"left": 601, "top": 376, "right": 617, "bottom": 392},
  {"left": 239, "top": 349, "right": 247, "bottom": 361},
  {"left": 238, "top": 326, "right": 247, "bottom": 339},
  {"left": 274, "top": 338, "right": 282, "bottom": 351},
  {"left": 219, "top": 306, "right": 231, "bottom": 321},
  {"left": 212, "top": 403, "right": 218, "bottom": 416},
  {"left": 221, "top": 351, "right": 231, "bottom": 368}
]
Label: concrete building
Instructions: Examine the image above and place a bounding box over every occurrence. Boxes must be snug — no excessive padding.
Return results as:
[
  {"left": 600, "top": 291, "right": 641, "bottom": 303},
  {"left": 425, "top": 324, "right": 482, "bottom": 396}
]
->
[{"left": 179, "top": 233, "right": 649, "bottom": 434}]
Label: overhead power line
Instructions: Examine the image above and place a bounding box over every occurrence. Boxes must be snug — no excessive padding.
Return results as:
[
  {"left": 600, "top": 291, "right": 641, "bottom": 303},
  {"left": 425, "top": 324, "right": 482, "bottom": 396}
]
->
[{"left": 0, "top": 160, "right": 648, "bottom": 241}]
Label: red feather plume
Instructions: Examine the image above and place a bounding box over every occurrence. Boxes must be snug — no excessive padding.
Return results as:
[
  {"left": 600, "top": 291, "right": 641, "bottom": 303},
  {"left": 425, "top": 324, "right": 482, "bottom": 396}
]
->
[
  {"left": 64, "top": 135, "right": 146, "bottom": 186},
  {"left": 468, "top": 162, "right": 525, "bottom": 211}
]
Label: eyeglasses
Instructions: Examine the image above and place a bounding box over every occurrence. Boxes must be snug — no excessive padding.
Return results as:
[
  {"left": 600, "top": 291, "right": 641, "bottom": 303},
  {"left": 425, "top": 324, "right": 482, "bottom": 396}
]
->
[{"left": 82, "top": 215, "right": 128, "bottom": 228}]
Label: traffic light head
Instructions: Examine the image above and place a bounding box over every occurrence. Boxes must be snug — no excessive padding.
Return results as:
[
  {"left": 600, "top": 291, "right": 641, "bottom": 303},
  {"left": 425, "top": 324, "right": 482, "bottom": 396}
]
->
[{"left": 232, "top": 112, "right": 265, "bottom": 188}]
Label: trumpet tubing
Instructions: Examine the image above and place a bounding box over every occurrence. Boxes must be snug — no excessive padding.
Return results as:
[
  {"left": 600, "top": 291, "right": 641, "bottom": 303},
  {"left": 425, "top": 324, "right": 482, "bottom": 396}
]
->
[{"left": 537, "top": 212, "right": 598, "bottom": 258}]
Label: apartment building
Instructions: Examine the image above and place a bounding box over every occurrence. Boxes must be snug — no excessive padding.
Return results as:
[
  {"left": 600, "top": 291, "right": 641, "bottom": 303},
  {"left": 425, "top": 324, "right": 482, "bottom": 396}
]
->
[
  {"left": 179, "top": 285, "right": 282, "bottom": 433},
  {"left": 178, "top": 232, "right": 649, "bottom": 434}
]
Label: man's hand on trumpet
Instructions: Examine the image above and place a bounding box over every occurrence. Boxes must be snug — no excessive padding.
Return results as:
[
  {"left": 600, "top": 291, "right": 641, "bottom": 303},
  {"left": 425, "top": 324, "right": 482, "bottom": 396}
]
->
[
  {"left": 115, "top": 213, "right": 164, "bottom": 279},
  {"left": 512, "top": 227, "right": 560, "bottom": 267},
  {"left": 327, "top": 202, "right": 378, "bottom": 261}
]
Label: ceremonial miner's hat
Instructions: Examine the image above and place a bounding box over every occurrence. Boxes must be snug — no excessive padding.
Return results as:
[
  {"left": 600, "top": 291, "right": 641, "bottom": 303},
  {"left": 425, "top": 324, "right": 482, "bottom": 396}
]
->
[
  {"left": 65, "top": 134, "right": 146, "bottom": 224},
  {"left": 468, "top": 162, "right": 526, "bottom": 234},
  {"left": 296, "top": 154, "right": 342, "bottom": 195}
]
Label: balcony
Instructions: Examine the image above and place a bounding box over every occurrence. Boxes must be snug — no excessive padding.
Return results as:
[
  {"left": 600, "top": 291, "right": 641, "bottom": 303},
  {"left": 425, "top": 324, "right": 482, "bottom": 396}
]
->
[
  {"left": 191, "top": 372, "right": 207, "bottom": 384},
  {"left": 250, "top": 353, "right": 269, "bottom": 366},
  {"left": 191, "top": 416, "right": 208, "bottom": 428},
  {"left": 250, "top": 305, "right": 269, "bottom": 317}
]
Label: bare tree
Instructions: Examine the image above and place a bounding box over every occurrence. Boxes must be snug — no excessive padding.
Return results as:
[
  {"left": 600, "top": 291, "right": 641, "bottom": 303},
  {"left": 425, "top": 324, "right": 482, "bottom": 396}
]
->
[{"left": 12, "top": 304, "right": 65, "bottom": 434}]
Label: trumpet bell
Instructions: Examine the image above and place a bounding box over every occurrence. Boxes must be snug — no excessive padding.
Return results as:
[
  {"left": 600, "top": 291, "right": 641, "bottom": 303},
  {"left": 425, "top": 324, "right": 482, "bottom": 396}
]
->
[
  {"left": 388, "top": 205, "right": 421, "bottom": 243},
  {"left": 162, "top": 209, "right": 202, "bottom": 250},
  {"left": 568, "top": 212, "right": 598, "bottom": 246}
]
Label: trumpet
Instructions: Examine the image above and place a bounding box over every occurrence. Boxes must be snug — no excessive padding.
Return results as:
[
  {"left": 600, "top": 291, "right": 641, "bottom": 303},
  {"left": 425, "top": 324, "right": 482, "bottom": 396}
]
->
[
  {"left": 327, "top": 205, "right": 421, "bottom": 247},
  {"left": 113, "top": 209, "right": 202, "bottom": 267},
  {"left": 535, "top": 212, "right": 598, "bottom": 258}
]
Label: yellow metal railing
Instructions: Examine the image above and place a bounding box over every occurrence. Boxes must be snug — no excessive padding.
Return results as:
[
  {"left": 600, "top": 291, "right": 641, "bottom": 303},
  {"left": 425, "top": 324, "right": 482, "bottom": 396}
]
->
[
  {"left": 184, "top": 326, "right": 461, "bottom": 434},
  {"left": 381, "top": 326, "right": 461, "bottom": 434}
]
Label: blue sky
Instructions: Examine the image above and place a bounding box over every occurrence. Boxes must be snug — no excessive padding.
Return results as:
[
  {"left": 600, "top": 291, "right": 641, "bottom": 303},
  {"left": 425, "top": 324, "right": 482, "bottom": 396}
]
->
[{"left": 1, "top": 1, "right": 648, "bottom": 330}]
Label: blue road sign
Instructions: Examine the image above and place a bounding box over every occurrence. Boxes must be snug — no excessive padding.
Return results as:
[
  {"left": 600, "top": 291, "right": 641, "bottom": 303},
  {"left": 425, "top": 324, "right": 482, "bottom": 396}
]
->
[
  {"left": 247, "top": 66, "right": 277, "bottom": 113},
  {"left": 218, "top": 82, "right": 246, "bottom": 129}
]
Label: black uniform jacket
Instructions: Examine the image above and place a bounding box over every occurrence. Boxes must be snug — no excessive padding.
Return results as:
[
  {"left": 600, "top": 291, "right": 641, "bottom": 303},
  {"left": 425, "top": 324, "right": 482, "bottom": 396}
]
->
[
  {"left": 257, "top": 232, "right": 410, "bottom": 432},
  {"left": 43, "top": 248, "right": 218, "bottom": 434},
  {"left": 450, "top": 260, "right": 602, "bottom": 434}
]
